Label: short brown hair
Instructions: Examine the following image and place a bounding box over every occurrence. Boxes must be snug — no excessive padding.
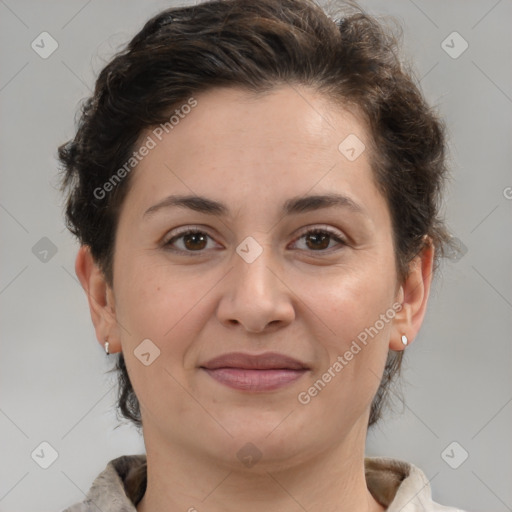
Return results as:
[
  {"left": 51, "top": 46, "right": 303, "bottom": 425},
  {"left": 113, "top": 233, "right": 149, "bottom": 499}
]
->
[{"left": 59, "top": 0, "right": 454, "bottom": 431}]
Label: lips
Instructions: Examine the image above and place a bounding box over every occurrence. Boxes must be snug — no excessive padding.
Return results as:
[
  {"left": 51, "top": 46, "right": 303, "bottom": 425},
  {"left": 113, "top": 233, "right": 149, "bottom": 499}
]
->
[
  {"left": 200, "top": 351, "right": 309, "bottom": 371},
  {"left": 200, "top": 352, "right": 309, "bottom": 391}
]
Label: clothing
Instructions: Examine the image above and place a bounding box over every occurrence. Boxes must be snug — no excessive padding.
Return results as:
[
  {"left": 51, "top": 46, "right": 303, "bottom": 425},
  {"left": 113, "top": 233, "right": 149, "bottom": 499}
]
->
[{"left": 61, "top": 454, "right": 465, "bottom": 511}]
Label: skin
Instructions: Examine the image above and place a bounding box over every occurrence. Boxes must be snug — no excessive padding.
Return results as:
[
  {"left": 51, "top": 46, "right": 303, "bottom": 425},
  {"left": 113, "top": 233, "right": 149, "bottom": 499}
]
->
[{"left": 76, "top": 85, "right": 434, "bottom": 512}]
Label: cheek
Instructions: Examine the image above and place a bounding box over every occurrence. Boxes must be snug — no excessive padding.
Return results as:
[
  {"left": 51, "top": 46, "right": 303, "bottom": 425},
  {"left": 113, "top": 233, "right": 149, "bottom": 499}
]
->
[
  {"left": 293, "top": 260, "right": 397, "bottom": 344},
  {"left": 114, "top": 253, "right": 217, "bottom": 353},
  {"left": 290, "top": 255, "right": 396, "bottom": 406},
  {"left": 112, "top": 255, "right": 214, "bottom": 413},
  {"left": 294, "top": 272, "right": 395, "bottom": 431}
]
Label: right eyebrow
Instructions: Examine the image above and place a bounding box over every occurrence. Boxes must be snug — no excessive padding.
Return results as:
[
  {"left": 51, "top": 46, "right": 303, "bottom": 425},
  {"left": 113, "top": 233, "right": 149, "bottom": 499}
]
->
[{"left": 143, "top": 194, "right": 228, "bottom": 219}]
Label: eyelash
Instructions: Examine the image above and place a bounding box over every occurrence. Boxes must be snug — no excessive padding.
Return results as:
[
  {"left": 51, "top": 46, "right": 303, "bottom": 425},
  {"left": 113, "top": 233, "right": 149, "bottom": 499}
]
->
[{"left": 162, "top": 225, "right": 348, "bottom": 256}]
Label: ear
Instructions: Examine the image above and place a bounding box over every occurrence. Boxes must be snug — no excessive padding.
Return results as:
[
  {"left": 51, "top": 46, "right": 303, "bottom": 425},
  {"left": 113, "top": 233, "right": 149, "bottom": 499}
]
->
[
  {"left": 75, "top": 245, "right": 121, "bottom": 353},
  {"left": 389, "top": 237, "right": 435, "bottom": 351}
]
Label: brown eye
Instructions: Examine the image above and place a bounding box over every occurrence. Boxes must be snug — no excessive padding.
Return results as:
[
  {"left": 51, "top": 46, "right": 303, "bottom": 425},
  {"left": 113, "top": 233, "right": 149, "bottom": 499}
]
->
[
  {"left": 182, "top": 232, "right": 208, "bottom": 250},
  {"left": 292, "top": 227, "right": 347, "bottom": 252},
  {"left": 164, "top": 229, "right": 218, "bottom": 254},
  {"left": 304, "top": 231, "right": 331, "bottom": 250}
]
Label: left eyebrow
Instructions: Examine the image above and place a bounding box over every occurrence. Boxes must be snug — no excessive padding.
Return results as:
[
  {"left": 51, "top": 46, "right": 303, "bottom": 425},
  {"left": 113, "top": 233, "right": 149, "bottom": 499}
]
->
[
  {"left": 283, "top": 193, "right": 366, "bottom": 216},
  {"left": 142, "top": 192, "right": 368, "bottom": 220}
]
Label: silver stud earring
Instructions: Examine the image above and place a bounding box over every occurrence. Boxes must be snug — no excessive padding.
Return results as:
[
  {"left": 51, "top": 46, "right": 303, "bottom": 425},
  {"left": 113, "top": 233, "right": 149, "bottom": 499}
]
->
[
  {"left": 104, "top": 338, "right": 110, "bottom": 355},
  {"left": 401, "top": 334, "right": 408, "bottom": 347}
]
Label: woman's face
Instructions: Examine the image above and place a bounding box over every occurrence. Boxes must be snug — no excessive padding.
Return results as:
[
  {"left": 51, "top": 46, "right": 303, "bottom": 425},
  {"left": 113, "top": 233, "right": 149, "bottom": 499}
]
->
[{"left": 90, "top": 85, "right": 424, "bottom": 469}]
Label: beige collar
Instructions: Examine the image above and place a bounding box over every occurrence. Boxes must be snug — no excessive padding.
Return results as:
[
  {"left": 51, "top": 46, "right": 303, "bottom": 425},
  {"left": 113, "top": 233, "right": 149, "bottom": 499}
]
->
[{"left": 63, "top": 454, "right": 463, "bottom": 511}]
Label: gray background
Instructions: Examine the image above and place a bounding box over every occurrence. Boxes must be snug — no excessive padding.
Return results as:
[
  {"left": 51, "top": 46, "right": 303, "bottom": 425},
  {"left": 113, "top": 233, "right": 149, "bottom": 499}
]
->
[{"left": 0, "top": 1, "right": 511, "bottom": 511}]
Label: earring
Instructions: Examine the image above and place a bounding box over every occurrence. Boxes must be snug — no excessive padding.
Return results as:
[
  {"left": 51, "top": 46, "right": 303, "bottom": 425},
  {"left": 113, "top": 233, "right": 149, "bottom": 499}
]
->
[
  {"left": 104, "top": 338, "right": 110, "bottom": 355},
  {"left": 401, "top": 334, "right": 408, "bottom": 347}
]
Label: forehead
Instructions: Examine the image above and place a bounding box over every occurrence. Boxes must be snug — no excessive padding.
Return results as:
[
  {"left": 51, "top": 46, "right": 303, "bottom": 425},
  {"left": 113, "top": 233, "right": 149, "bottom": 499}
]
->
[
  {"left": 121, "top": 85, "right": 386, "bottom": 222},
  {"left": 166, "top": 85, "right": 365, "bottom": 155}
]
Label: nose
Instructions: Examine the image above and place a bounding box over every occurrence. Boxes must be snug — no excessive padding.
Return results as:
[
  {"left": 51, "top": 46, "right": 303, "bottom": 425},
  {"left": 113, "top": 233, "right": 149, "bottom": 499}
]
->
[{"left": 216, "top": 243, "right": 295, "bottom": 333}]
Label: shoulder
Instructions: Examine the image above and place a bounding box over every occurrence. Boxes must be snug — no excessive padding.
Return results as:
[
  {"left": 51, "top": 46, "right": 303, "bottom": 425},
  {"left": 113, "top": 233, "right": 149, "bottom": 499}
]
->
[
  {"left": 365, "top": 456, "right": 467, "bottom": 512},
  {"left": 60, "top": 454, "right": 147, "bottom": 512}
]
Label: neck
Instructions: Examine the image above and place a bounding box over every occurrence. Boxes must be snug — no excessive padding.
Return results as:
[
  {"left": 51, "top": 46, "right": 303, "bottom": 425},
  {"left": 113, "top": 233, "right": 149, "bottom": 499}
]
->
[{"left": 136, "top": 422, "right": 384, "bottom": 512}]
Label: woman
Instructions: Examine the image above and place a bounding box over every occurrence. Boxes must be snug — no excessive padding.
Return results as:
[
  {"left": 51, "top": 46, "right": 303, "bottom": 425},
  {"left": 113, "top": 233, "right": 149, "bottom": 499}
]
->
[{"left": 58, "top": 0, "right": 464, "bottom": 510}]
